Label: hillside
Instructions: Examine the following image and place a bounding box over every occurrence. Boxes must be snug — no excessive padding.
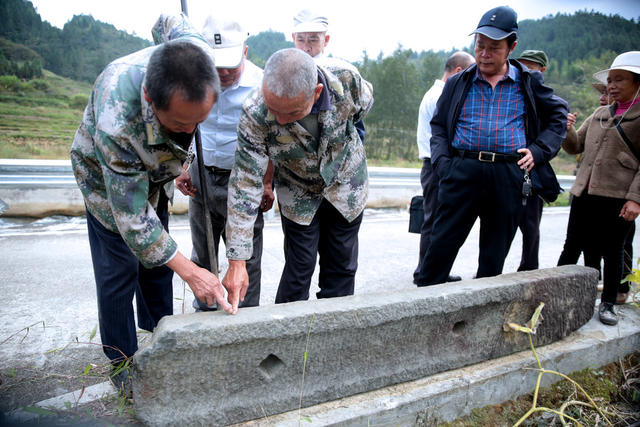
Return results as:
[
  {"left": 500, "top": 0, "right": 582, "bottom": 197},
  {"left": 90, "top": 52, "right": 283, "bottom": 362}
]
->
[
  {"left": 515, "top": 11, "right": 640, "bottom": 62},
  {"left": 0, "top": 69, "right": 90, "bottom": 158},
  {"left": 0, "top": 2, "right": 639, "bottom": 165},
  {"left": 0, "top": 0, "right": 150, "bottom": 83}
]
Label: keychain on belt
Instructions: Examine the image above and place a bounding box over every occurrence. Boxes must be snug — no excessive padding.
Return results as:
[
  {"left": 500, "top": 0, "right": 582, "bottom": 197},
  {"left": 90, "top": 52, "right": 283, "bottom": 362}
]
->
[{"left": 521, "top": 170, "right": 532, "bottom": 206}]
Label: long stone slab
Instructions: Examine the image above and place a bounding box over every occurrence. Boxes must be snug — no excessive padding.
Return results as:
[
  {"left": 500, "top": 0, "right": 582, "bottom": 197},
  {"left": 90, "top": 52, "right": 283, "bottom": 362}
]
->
[
  {"left": 234, "top": 303, "right": 640, "bottom": 426},
  {"left": 133, "top": 266, "right": 598, "bottom": 426}
]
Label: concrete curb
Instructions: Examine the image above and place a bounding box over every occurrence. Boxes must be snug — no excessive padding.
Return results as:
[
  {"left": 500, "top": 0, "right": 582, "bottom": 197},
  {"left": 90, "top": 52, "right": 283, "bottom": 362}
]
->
[
  {"left": 7, "top": 381, "right": 117, "bottom": 423},
  {"left": 236, "top": 303, "right": 640, "bottom": 426}
]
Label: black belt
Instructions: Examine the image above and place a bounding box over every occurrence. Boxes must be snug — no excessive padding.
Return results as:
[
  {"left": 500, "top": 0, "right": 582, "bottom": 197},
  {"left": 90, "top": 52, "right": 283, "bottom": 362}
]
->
[
  {"left": 204, "top": 165, "right": 232, "bottom": 175},
  {"left": 453, "top": 149, "right": 521, "bottom": 163}
]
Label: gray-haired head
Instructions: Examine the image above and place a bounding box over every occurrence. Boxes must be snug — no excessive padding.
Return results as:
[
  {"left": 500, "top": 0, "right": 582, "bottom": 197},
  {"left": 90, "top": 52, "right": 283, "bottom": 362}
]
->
[{"left": 263, "top": 48, "right": 317, "bottom": 100}]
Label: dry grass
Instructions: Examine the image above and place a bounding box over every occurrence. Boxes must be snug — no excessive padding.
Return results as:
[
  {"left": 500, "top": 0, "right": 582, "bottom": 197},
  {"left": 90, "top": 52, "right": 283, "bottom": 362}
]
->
[{"left": 441, "top": 352, "right": 640, "bottom": 426}]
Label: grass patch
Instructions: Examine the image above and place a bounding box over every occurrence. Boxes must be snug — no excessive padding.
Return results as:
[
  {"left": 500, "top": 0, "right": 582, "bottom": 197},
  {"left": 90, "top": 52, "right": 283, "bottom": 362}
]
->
[
  {"left": 0, "top": 137, "right": 73, "bottom": 159},
  {"left": 368, "top": 158, "right": 423, "bottom": 169},
  {"left": 441, "top": 352, "right": 640, "bottom": 426},
  {"left": 0, "top": 70, "right": 89, "bottom": 159},
  {"left": 547, "top": 190, "right": 571, "bottom": 207}
]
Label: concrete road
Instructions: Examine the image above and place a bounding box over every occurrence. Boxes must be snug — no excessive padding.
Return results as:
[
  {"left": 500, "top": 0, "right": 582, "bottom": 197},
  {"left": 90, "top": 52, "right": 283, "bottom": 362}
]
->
[{"left": 0, "top": 207, "right": 638, "bottom": 418}]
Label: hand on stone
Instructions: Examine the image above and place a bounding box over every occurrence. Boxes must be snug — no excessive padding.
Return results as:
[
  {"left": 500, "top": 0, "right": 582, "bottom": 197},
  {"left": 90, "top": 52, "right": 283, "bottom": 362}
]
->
[
  {"left": 166, "top": 252, "right": 233, "bottom": 313},
  {"left": 222, "top": 260, "right": 249, "bottom": 314}
]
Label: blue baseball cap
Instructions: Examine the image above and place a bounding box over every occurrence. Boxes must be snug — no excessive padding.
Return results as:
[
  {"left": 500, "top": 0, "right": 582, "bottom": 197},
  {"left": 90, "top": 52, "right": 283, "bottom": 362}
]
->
[{"left": 470, "top": 6, "right": 518, "bottom": 40}]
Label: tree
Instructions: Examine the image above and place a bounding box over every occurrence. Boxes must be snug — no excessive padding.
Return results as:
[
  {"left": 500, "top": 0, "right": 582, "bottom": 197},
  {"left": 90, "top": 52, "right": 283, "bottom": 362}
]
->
[{"left": 246, "top": 31, "right": 294, "bottom": 68}]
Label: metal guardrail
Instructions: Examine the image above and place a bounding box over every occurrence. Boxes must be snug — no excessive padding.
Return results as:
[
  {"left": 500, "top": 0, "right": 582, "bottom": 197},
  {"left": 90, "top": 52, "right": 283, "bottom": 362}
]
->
[{"left": 0, "top": 159, "right": 576, "bottom": 189}]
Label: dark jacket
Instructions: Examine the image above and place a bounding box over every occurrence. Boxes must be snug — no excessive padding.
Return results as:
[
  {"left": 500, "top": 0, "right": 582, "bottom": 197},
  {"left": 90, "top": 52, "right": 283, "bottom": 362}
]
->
[{"left": 430, "top": 60, "right": 568, "bottom": 179}]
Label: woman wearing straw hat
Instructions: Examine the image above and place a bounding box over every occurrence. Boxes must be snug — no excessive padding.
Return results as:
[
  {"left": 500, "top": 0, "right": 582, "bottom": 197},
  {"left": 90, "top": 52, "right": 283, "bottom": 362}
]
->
[{"left": 561, "top": 51, "right": 640, "bottom": 325}]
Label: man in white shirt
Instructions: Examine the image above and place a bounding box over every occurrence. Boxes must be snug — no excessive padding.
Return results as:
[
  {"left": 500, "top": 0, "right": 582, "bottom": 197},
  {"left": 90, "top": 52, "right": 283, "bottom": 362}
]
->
[
  {"left": 414, "top": 51, "right": 474, "bottom": 284},
  {"left": 176, "top": 17, "right": 273, "bottom": 310}
]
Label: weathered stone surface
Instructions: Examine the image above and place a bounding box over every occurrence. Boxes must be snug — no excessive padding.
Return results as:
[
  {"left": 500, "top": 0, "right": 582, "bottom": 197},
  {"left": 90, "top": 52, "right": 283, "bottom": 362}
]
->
[
  {"left": 133, "top": 266, "right": 598, "bottom": 426},
  {"left": 236, "top": 304, "right": 640, "bottom": 426}
]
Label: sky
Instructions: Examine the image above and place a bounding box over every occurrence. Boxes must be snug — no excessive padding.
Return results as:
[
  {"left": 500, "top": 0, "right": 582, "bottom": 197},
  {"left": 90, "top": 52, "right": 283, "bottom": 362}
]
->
[{"left": 29, "top": 0, "right": 639, "bottom": 62}]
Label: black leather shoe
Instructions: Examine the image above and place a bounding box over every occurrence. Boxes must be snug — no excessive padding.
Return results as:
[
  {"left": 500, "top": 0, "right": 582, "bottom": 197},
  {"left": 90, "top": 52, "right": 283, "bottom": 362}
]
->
[
  {"left": 110, "top": 364, "right": 132, "bottom": 398},
  {"left": 447, "top": 275, "right": 462, "bottom": 282}
]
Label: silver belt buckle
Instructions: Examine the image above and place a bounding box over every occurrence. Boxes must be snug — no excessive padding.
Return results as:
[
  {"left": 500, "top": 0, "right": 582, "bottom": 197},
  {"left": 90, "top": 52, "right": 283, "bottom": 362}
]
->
[{"left": 478, "top": 151, "right": 496, "bottom": 162}]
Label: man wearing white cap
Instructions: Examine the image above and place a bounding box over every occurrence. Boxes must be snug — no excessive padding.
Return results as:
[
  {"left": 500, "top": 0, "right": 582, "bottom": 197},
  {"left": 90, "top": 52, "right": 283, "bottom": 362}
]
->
[
  {"left": 292, "top": 9, "right": 330, "bottom": 59},
  {"left": 176, "top": 16, "right": 273, "bottom": 310},
  {"left": 292, "top": 8, "right": 367, "bottom": 143}
]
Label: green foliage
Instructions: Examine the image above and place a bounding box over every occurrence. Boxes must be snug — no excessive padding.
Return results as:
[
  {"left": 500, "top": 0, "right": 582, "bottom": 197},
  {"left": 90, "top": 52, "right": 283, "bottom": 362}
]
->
[
  {"left": 0, "top": 69, "right": 90, "bottom": 159},
  {"left": 354, "top": 11, "right": 640, "bottom": 162},
  {"left": 444, "top": 353, "right": 640, "bottom": 425},
  {"left": 69, "top": 94, "right": 88, "bottom": 110},
  {"left": 514, "top": 11, "right": 640, "bottom": 63},
  {"left": 246, "top": 30, "right": 294, "bottom": 68},
  {"left": 357, "top": 48, "right": 439, "bottom": 161},
  {"left": 0, "top": 0, "right": 150, "bottom": 83},
  {"left": 621, "top": 257, "right": 640, "bottom": 309},
  {"left": 0, "top": 37, "right": 42, "bottom": 61},
  {"left": 0, "top": 74, "right": 32, "bottom": 92},
  {"left": 506, "top": 303, "right": 613, "bottom": 426},
  {"left": 23, "top": 406, "right": 57, "bottom": 416},
  {"left": 1, "top": 3, "right": 639, "bottom": 165},
  {"left": 28, "top": 78, "right": 48, "bottom": 91},
  {"left": 0, "top": 51, "right": 42, "bottom": 79}
]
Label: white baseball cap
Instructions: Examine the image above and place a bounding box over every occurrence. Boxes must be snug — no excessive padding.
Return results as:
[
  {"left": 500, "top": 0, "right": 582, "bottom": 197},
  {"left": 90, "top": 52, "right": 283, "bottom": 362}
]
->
[
  {"left": 293, "top": 9, "right": 329, "bottom": 33},
  {"left": 201, "top": 16, "right": 248, "bottom": 68},
  {"left": 593, "top": 51, "right": 640, "bottom": 84}
]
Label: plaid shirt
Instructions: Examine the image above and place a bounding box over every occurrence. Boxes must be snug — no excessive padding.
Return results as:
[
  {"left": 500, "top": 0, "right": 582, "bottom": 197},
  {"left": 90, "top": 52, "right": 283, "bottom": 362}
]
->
[{"left": 452, "top": 64, "right": 526, "bottom": 154}]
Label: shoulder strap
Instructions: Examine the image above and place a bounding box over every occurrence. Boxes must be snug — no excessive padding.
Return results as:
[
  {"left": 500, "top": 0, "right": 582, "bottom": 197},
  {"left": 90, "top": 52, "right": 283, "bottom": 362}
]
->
[{"left": 610, "top": 105, "right": 639, "bottom": 160}]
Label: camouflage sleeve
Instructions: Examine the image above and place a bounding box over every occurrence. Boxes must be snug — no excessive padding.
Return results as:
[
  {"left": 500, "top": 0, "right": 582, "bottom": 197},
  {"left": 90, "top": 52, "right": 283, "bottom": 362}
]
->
[
  {"left": 350, "top": 72, "right": 374, "bottom": 123},
  {"left": 151, "top": 13, "right": 198, "bottom": 45},
  {"left": 150, "top": 13, "right": 216, "bottom": 69},
  {"left": 321, "top": 61, "right": 374, "bottom": 123},
  {"left": 225, "top": 102, "right": 270, "bottom": 260},
  {"left": 94, "top": 128, "right": 178, "bottom": 268}
]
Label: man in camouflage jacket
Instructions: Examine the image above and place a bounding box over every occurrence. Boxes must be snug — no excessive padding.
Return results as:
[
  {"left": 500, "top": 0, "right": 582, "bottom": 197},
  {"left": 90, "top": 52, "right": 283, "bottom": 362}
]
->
[
  {"left": 71, "top": 15, "right": 242, "bottom": 370},
  {"left": 222, "top": 48, "right": 373, "bottom": 303}
]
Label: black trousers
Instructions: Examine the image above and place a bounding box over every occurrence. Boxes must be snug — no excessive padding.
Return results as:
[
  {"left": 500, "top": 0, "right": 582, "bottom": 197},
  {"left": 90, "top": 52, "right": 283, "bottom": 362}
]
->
[
  {"left": 276, "top": 199, "right": 362, "bottom": 303},
  {"left": 517, "top": 195, "right": 543, "bottom": 271},
  {"left": 413, "top": 158, "right": 439, "bottom": 281},
  {"left": 559, "top": 195, "right": 635, "bottom": 278},
  {"left": 558, "top": 194, "right": 632, "bottom": 303},
  {"left": 86, "top": 191, "right": 173, "bottom": 362},
  {"left": 415, "top": 156, "right": 524, "bottom": 286},
  {"left": 188, "top": 161, "right": 263, "bottom": 309}
]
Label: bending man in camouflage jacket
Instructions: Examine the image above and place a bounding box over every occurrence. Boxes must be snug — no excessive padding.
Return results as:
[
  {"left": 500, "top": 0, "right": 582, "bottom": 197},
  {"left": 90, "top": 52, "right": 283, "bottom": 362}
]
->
[
  {"left": 223, "top": 48, "right": 373, "bottom": 303},
  {"left": 70, "top": 15, "right": 242, "bottom": 375}
]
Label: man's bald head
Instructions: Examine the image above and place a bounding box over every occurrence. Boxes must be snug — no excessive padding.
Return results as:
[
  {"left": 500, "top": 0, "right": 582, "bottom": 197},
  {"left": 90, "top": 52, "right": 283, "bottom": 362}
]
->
[{"left": 443, "top": 51, "right": 475, "bottom": 81}]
